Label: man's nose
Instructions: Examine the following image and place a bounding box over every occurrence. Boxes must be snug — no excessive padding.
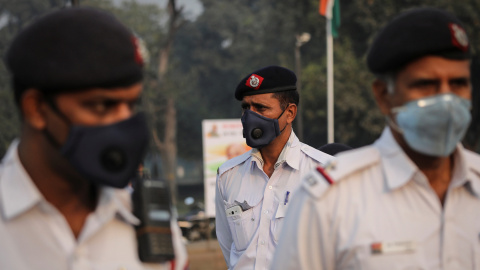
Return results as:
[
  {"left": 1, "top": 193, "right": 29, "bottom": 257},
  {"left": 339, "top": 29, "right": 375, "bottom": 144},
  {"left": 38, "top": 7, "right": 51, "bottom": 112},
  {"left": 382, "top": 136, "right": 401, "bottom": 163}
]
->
[
  {"left": 111, "top": 103, "right": 134, "bottom": 123},
  {"left": 438, "top": 81, "right": 451, "bottom": 94}
]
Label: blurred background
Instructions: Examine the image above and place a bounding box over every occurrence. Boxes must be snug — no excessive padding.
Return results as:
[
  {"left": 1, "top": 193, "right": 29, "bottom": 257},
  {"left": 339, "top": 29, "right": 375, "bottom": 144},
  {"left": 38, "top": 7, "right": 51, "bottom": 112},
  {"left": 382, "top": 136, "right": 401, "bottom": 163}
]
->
[{"left": 0, "top": 1, "right": 479, "bottom": 269}]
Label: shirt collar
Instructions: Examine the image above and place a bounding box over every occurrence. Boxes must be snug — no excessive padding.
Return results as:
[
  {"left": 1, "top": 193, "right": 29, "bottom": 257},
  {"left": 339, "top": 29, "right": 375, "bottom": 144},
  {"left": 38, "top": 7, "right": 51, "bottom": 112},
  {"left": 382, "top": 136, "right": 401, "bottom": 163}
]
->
[
  {"left": 457, "top": 144, "right": 480, "bottom": 197},
  {"left": 374, "top": 128, "right": 419, "bottom": 191},
  {"left": 283, "top": 131, "right": 301, "bottom": 170},
  {"left": 250, "top": 131, "right": 301, "bottom": 170},
  {"left": 95, "top": 187, "right": 140, "bottom": 226},
  {"left": 0, "top": 139, "right": 139, "bottom": 225},
  {"left": 374, "top": 127, "right": 480, "bottom": 195},
  {"left": 467, "top": 169, "right": 480, "bottom": 198},
  {"left": 450, "top": 144, "right": 468, "bottom": 188},
  {"left": 0, "top": 140, "right": 43, "bottom": 221}
]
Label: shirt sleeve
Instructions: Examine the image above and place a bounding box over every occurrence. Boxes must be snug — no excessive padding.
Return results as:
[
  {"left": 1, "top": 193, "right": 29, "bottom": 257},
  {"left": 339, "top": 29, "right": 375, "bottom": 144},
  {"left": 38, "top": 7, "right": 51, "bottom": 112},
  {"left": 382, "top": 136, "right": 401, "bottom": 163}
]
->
[
  {"left": 270, "top": 186, "right": 336, "bottom": 270},
  {"left": 215, "top": 173, "right": 233, "bottom": 268}
]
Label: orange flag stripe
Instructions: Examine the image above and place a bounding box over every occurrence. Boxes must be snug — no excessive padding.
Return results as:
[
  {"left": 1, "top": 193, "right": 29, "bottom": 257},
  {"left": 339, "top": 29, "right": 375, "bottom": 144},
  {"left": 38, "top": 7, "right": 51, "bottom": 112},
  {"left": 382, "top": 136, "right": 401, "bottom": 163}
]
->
[{"left": 319, "top": 0, "right": 329, "bottom": 16}]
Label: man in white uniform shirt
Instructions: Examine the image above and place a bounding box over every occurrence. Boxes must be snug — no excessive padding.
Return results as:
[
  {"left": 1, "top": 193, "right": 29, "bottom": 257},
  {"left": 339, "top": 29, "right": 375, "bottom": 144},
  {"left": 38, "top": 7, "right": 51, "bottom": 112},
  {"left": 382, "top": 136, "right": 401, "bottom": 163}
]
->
[
  {"left": 215, "top": 66, "right": 332, "bottom": 270},
  {"left": 272, "top": 7, "right": 480, "bottom": 270},
  {"left": 0, "top": 7, "right": 187, "bottom": 270}
]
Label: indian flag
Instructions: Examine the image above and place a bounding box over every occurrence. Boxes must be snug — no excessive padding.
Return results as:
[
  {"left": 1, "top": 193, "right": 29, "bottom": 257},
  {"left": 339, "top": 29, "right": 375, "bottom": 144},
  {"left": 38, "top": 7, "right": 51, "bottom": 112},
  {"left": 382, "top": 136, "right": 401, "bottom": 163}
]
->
[{"left": 319, "top": 0, "right": 341, "bottom": 37}]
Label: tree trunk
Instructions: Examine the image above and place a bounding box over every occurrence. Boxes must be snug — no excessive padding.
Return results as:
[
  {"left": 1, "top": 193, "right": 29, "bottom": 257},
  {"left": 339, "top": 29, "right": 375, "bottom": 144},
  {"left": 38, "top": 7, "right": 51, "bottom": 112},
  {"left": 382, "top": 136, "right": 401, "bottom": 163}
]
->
[
  {"left": 149, "top": 0, "right": 183, "bottom": 204},
  {"left": 160, "top": 97, "right": 177, "bottom": 203}
]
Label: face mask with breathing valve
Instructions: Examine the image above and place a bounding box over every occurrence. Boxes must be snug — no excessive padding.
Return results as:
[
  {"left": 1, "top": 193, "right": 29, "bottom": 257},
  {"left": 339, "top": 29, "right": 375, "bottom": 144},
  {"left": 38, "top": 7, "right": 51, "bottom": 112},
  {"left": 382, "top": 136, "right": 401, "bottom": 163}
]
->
[
  {"left": 44, "top": 98, "right": 149, "bottom": 188},
  {"left": 241, "top": 108, "right": 288, "bottom": 149}
]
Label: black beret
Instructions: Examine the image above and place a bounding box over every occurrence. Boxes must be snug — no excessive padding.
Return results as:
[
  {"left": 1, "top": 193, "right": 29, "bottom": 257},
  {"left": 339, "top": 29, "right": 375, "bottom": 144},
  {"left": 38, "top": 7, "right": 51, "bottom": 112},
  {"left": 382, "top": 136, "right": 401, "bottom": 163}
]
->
[
  {"left": 367, "top": 7, "right": 470, "bottom": 74},
  {"left": 6, "top": 7, "right": 144, "bottom": 100},
  {"left": 235, "top": 66, "right": 297, "bottom": 101}
]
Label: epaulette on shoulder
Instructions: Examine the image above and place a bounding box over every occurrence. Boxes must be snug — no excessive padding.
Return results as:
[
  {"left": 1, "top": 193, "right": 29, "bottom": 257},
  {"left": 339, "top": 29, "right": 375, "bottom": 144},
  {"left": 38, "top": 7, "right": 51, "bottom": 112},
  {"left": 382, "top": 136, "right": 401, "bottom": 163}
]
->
[
  {"left": 327, "top": 145, "right": 380, "bottom": 180},
  {"left": 301, "top": 144, "right": 333, "bottom": 164},
  {"left": 301, "top": 165, "right": 335, "bottom": 199},
  {"left": 301, "top": 145, "right": 380, "bottom": 199},
  {"left": 217, "top": 150, "right": 252, "bottom": 177}
]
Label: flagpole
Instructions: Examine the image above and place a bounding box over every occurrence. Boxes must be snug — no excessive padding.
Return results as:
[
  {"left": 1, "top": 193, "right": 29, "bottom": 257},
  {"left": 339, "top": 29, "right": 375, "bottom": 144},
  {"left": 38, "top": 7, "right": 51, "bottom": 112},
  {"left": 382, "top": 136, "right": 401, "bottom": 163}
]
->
[{"left": 326, "top": 17, "right": 334, "bottom": 143}]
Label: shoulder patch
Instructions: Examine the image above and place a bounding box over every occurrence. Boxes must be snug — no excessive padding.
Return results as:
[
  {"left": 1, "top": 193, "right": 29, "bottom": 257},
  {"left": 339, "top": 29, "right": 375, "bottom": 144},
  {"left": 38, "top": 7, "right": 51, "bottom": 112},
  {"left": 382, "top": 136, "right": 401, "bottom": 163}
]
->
[
  {"left": 217, "top": 150, "right": 252, "bottom": 177},
  {"left": 301, "top": 145, "right": 380, "bottom": 199},
  {"left": 301, "top": 144, "right": 333, "bottom": 164},
  {"left": 328, "top": 145, "right": 380, "bottom": 180},
  {"left": 301, "top": 168, "right": 334, "bottom": 199}
]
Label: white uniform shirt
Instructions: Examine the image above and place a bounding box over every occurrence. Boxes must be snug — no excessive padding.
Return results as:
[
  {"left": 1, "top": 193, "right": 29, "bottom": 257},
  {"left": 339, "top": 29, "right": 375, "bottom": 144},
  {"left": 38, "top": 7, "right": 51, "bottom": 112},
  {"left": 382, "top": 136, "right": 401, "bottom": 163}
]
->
[
  {"left": 272, "top": 128, "right": 480, "bottom": 270},
  {"left": 215, "top": 131, "right": 332, "bottom": 270},
  {"left": 0, "top": 140, "right": 188, "bottom": 270}
]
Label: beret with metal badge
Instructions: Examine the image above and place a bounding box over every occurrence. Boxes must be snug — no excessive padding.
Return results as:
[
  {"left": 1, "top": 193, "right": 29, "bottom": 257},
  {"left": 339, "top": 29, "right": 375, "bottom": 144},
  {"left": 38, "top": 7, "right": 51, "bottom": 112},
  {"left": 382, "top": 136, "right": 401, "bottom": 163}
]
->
[
  {"left": 367, "top": 7, "right": 470, "bottom": 74},
  {"left": 235, "top": 65, "right": 297, "bottom": 101}
]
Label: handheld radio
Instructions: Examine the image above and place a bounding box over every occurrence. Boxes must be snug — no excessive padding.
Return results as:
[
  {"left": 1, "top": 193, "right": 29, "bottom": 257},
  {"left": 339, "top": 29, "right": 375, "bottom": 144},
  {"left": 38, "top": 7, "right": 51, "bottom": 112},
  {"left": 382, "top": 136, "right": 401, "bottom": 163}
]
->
[{"left": 132, "top": 178, "right": 175, "bottom": 263}]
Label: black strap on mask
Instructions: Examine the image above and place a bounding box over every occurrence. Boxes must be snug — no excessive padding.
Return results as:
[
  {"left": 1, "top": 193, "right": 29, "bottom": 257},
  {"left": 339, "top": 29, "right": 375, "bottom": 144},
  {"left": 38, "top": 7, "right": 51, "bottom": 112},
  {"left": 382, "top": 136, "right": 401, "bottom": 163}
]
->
[{"left": 277, "top": 105, "right": 290, "bottom": 134}]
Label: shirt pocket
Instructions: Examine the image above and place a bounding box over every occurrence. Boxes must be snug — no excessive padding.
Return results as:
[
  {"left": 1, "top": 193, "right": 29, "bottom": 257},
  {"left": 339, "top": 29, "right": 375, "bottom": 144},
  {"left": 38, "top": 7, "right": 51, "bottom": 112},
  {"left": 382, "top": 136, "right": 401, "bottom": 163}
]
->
[
  {"left": 225, "top": 200, "right": 261, "bottom": 251},
  {"left": 271, "top": 203, "right": 288, "bottom": 244}
]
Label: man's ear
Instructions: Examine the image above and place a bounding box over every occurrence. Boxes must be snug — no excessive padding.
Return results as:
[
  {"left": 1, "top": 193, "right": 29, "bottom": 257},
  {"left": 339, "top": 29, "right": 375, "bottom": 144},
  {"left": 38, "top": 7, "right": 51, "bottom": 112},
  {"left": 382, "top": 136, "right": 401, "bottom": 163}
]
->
[
  {"left": 372, "top": 79, "right": 392, "bottom": 115},
  {"left": 286, "top": 103, "right": 297, "bottom": 124},
  {"left": 20, "top": 89, "right": 48, "bottom": 130}
]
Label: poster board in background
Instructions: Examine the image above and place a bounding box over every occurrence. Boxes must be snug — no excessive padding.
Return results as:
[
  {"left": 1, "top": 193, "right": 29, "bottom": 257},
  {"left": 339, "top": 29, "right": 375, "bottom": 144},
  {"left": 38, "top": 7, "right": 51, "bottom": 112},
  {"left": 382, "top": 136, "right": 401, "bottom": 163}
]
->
[{"left": 202, "top": 119, "right": 250, "bottom": 217}]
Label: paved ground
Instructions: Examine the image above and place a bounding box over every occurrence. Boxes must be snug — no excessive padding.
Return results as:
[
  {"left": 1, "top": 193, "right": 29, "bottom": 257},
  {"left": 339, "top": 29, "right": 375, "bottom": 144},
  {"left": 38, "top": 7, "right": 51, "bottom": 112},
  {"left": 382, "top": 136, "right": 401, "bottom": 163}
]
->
[{"left": 186, "top": 239, "right": 227, "bottom": 270}]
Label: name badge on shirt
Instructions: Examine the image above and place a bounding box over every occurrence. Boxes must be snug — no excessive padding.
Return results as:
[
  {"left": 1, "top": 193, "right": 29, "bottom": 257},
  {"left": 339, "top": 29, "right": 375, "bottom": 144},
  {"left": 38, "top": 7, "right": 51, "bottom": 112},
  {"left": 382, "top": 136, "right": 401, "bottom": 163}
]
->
[{"left": 371, "top": 241, "right": 417, "bottom": 255}]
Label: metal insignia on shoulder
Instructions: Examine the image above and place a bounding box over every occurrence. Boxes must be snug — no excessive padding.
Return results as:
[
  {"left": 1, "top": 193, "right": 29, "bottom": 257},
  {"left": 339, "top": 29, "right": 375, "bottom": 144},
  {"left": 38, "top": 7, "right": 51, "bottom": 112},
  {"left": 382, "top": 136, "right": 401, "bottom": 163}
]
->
[
  {"left": 322, "top": 160, "right": 337, "bottom": 171},
  {"left": 306, "top": 176, "right": 318, "bottom": 186}
]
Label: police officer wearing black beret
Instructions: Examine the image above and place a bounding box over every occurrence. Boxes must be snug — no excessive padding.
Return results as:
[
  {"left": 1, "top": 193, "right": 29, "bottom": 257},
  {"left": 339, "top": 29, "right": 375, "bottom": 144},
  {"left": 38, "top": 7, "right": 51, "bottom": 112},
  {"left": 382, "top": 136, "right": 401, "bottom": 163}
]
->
[
  {"left": 273, "top": 7, "right": 480, "bottom": 269},
  {"left": 0, "top": 7, "right": 187, "bottom": 269},
  {"left": 215, "top": 66, "right": 333, "bottom": 269}
]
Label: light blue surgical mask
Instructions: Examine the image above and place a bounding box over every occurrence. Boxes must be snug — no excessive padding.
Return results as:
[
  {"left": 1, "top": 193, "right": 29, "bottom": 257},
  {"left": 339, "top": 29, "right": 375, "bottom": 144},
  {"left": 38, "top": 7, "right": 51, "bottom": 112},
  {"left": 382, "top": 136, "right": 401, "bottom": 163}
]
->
[{"left": 389, "top": 93, "right": 471, "bottom": 157}]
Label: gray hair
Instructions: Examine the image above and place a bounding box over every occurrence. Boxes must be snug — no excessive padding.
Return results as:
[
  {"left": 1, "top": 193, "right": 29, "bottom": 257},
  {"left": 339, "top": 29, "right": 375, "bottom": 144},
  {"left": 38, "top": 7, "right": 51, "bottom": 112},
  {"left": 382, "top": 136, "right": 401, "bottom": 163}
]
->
[{"left": 376, "top": 73, "right": 396, "bottom": 94}]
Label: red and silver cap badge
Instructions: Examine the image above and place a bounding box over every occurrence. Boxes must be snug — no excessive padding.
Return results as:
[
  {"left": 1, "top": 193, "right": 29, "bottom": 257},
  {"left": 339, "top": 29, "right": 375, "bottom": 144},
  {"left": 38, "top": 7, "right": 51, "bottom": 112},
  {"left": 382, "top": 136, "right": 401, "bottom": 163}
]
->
[
  {"left": 449, "top": 23, "right": 469, "bottom": 52},
  {"left": 131, "top": 35, "right": 150, "bottom": 66},
  {"left": 245, "top": 74, "right": 264, "bottom": 90}
]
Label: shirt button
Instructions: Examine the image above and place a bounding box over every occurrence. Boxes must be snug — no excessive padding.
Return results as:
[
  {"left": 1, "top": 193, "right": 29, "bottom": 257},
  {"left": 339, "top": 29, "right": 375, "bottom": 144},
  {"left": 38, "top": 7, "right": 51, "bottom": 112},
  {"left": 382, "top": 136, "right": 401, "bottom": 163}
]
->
[
  {"left": 261, "top": 240, "right": 265, "bottom": 245},
  {"left": 264, "top": 210, "right": 269, "bottom": 214},
  {"left": 268, "top": 185, "right": 273, "bottom": 190}
]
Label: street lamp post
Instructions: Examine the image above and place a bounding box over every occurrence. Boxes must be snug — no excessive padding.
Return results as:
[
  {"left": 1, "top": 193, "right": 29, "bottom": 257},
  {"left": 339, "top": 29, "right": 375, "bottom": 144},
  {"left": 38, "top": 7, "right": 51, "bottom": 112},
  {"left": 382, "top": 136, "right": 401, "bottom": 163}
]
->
[{"left": 294, "top": 32, "right": 311, "bottom": 142}]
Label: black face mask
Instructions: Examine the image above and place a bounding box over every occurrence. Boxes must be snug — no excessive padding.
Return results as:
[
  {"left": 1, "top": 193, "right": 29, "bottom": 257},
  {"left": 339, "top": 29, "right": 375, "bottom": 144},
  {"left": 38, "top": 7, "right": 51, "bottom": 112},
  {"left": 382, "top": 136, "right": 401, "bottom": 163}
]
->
[
  {"left": 45, "top": 105, "right": 149, "bottom": 188},
  {"left": 241, "top": 109, "right": 287, "bottom": 149}
]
